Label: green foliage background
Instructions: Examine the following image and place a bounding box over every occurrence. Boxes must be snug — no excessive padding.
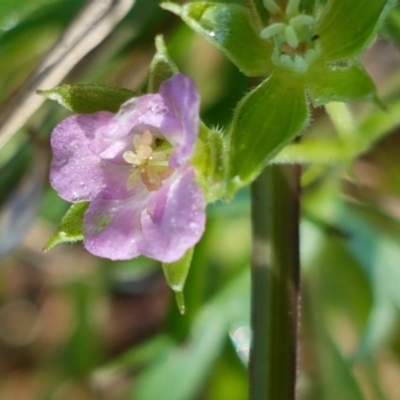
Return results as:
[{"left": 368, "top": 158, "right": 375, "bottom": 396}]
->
[{"left": 1, "top": 0, "right": 400, "bottom": 399}]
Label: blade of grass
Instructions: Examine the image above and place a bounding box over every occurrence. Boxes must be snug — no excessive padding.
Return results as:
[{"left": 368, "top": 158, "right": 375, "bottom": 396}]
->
[{"left": 0, "top": 0, "right": 133, "bottom": 151}]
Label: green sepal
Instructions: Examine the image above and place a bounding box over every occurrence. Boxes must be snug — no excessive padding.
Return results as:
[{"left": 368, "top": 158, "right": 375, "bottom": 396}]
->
[
  {"left": 148, "top": 35, "right": 179, "bottom": 93},
  {"left": 161, "top": 2, "right": 273, "bottom": 77},
  {"left": 192, "top": 123, "right": 228, "bottom": 202},
  {"left": 307, "top": 61, "right": 378, "bottom": 107},
  {"left": 228, "top": 73, "right": 308, "bottom": 193},
  {"left": 162, "top": 248, "right": 194, "bottom": 315},
  {"left": 316, "top": 0, "right": 387, "bottom": 62},
  {"left": 44, "top": 202, "right": 89, "bottom": 251},
  {"left": 37, "top": 84, "right": 137, "bottom": 113}
]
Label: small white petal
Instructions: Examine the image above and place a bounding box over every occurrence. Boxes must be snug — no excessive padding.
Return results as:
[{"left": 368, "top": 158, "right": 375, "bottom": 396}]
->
[
  {"left": 284, "top": 25, "right": 299, "bottom": 48},
  {"left": 293, "top": 55, "right": 307, "bottom": 72},
  {"left": 290, "top": 14, "right": 315, "bottom": 28},
  {"left": 260, "top": 23, "right": 286, "bottom": 40},
  {"left": 278, "top": 54, "right": 292, "bottom": 68}
]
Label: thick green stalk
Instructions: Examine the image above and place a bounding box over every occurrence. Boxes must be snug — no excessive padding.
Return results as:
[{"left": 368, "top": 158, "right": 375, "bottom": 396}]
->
[{"left": 249, "top": 164, "right": 301, "bottom": 400}]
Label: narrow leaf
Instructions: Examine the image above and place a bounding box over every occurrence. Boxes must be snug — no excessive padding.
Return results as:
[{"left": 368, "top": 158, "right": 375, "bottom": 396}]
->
[
  {"left": 162, "top": 2, "right": 273, "bottom": 77},
  {"left": 44, "top": 202, "right": 89, "bottom": 251},
  {"left": 37, "top": 84, "right": 137, "bottom": 113}
]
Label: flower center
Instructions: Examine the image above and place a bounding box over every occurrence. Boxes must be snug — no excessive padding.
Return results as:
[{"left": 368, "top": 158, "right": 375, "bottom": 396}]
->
[
  {"left": 261, "top": 0, "right": 321, "bottom": 73},
  {"left": 122, "top": 130, "right": 174, "bottom": 191}
]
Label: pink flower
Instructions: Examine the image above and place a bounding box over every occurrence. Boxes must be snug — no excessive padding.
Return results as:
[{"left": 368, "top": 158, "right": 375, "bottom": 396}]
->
[{"left": 50, "top": 74, "right": 205, "bottom": 263}]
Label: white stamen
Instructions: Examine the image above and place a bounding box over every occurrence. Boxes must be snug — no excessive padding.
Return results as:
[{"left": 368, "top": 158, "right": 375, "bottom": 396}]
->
[
  {"left": 123, "top": 151, "right": 139, "bottom": 164},
  {"left": 136, "top": 145, "right": 152, "bottom": 161},
  {"left": 141, "top": 130, "right": 153, "bottom": 146},
  {"left": 122, "top": 130, "right": 174, "bottom": 191}
]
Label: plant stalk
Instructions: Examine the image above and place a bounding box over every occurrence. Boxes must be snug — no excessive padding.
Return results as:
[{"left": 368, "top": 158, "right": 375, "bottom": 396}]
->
[{"left": 249, "top": 164, "right": 301, "bottom": 400}]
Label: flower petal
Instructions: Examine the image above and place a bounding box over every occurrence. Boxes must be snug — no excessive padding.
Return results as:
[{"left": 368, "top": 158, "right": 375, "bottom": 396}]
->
[
  {"left": 83, "top": 196, "right": 145, "bottom": 260},
  {"left": 50, "top": 113, "right": 136, "bottom": 202},
  {"left": 83, "top": 166, "right": 205, "bottom": 262},
  {"left": 50, "top": 74, "right": 204, "bottom": 263},
  {"left": 90, "top": 94, "right": 177, "bottom": 160},
  {"left": 90, "top": 74, "right": 200, "bottom": 168},
  {"left": 140, "top": 166, "right": 205, "bottom": 263},
  {"left": 159, "top": 74, "right": 200, "bottom": 168}
]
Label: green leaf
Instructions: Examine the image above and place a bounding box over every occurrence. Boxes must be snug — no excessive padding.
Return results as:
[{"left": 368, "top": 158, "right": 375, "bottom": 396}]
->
[
  {"left": 307, "top": 61, "right": 377, "bottom": 107},
  {"left": 162, "top": 248, "right": 194, "bottom": 315},
  {"left": 161, "top": 2, "right": 273, "bottom": 77},
  {"left": 44, "top": 201, "right": 89, "bottom": 251},
  {"left": 228, "top": 73, "right": 308, "bottom": 191},
  {"left": 148, "top": 35, "right": 178, "bottom": 93},
  {"left": 385, "top": 6, "right": 400, "bottom": 47},
  {"left": 37, "top": 84, "right": 137, "bottom": 113},
  {"left": 316, "top": 0, "right": 387, "bottom": 61}
]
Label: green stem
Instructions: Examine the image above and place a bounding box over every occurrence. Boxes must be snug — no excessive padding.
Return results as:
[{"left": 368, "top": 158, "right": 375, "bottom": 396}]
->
[
  {"left": 249, "top": 164, "right": 301, "bottom": 400},
  {"left": 324, "top": 102, "right": 355, "bottom": 140}
]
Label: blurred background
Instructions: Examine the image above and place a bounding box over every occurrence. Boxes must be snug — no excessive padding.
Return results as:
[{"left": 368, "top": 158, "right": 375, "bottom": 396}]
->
[{"left": 2, "top": 0, "right": 400, "bottom": 399}]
